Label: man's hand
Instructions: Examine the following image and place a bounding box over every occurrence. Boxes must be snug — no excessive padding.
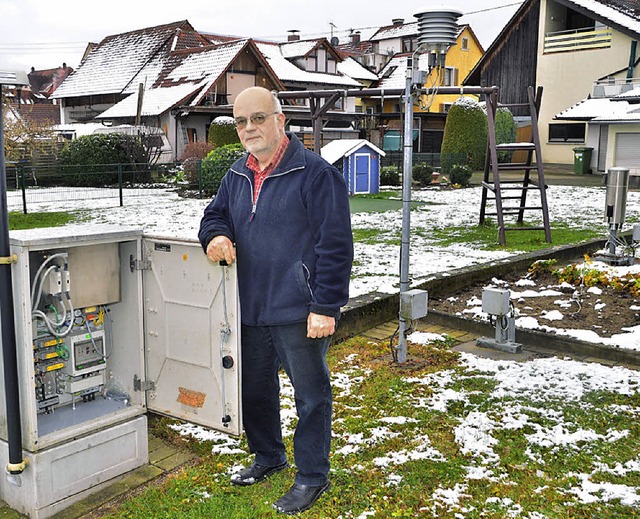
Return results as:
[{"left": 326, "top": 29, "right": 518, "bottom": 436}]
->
[
  {"left": 307, "top": 312, "right": 335, "bottom": 339},
  {"left": 206, "top": 236, "right": 236, "bottom": 265}
]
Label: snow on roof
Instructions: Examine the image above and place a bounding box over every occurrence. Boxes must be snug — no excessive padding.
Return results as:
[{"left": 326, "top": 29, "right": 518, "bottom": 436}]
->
[
  {"left": 91, "top": 41, "right": 250, "bottom": 118},
  {"left": 52, "top": 21, "right": 194, "bottom": 98},
  {"left": 555, "top": 97, "right": 632, "bottom": 120},
  {"left": 96, "top": 83, "right": 199, "bottom": 119},
  {"left": 256, "top": 42, "right": 360, "bottom": 87},
  {"left": 569, "top": 0, "right": 640, "bottom": 36},
  {"left": 614, "top": 86, "right": 640, "bottom": 98},
  {"left": 337, "top": 57, "right": 378, "bottom": 82},
  {"left": 321, "top": 139, "right": 385, "bottom": 164},
  {"left": 376, "top": 55, "right": 408, "bottom": 90},
  {"left": 370, "top": 22, "right": 419, "bottom": 41},
  {"left": 279, "top": 39, "right": 322, "bottom": 58},
  {"left": 592, "top": 105, "right": 640, "bottom": 122},
  {"left": 160, "top": 41, "right": 248, "bottom": 104}
]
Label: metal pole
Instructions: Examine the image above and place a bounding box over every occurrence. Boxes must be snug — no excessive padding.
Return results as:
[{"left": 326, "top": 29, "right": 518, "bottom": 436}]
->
[
  {"left": 20, "top": 163, "right": 27, "bottom": 215},
  {"left": 397, "top": 57, "right": 415, "bottom": 364},
  {"left": 0, "top": 84, "right": 26, "bottom": 473}
]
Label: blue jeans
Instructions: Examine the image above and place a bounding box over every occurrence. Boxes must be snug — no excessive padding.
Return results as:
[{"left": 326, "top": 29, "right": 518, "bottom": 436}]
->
[{"left": 240, "top": 322, "right": 332, "bottom": 486}]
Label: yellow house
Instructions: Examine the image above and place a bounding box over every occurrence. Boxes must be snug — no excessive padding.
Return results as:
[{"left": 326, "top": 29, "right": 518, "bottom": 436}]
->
[{"left": 371, "top": 22, "right": 484, "bottom": 152}]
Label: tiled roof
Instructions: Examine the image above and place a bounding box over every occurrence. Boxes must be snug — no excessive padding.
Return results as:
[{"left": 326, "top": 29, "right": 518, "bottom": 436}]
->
[
  {"left": 18, "top": 104, "right": 61, "bottom": 125},
  {"left": 337, "top": 57, "right": 378, "bottom": 82},
  {"left": 279, "top": 39, "right": 322, "bottom": 58},
  {"left": 555, "top": 97, "right": 632, "bottom": 120},
  {"left": 97, "top": 83, "right": 200, "bottom": 119},
  {"left": 256, "top": 42, "right": 361, "bottom": 87},
  {"left": 375, "top": 54, "right": 408, "bottom": 90},
  {"left": 28, "top": 66, "right": 73, "bottom": 98},
  {"left": 52, "top": 21, "right": 200, "bottom": 98},
  {"left": 98, "top": 40, "right": 253, "bottom": 118},
  {"left": 569, "top": 0, "right": 640, "bottom": 35},
  {"left": 370, "top": 22, "right": 419, "bottom": 41}
]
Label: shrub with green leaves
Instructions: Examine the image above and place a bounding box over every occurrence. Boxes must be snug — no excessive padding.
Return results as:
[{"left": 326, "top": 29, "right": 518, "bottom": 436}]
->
[
  {"left": 380, "top": 165, "right": 400, "bottom": 186},
  {"left": 449, "top": 163, "right": 473, "bottom": 186},
  {"left": 495, "top": 107, "right": 518, "bottom": 163},
  {"left": 59, "top": 133, "right": 148, "bottom": 186},
  {"left": 441, "top": 97, "right": 487, "bottom": 174},
  {"left": 412, "top": 162, "right": 434, "bottom": 187},
  {"left": 208, "top": 117, "right": 240, "bottom": 148},
  {"left": 201, "top": 143, "right": 246, "bottom": 195}
]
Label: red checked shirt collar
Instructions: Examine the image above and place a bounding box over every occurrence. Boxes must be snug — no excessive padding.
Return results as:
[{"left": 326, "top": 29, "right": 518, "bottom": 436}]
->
[{"left": 247, "top": 135, "right": 290, "bottom": 204}]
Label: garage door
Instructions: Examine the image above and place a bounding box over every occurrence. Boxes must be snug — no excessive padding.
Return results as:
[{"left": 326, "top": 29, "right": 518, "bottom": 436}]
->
[{"left": 615, "top": 132, "right": 640, "bottom": 175}]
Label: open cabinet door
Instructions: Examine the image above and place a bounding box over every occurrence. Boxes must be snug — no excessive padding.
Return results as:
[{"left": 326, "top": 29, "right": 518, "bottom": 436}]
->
[{"left": 141, "top": 236, "right": 242, "bottom": 436}]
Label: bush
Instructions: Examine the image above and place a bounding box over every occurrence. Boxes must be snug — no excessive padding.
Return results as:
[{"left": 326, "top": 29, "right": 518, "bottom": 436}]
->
[
  {"left": 380, "top": 165, "right": 400, "bottom": 186},
  {"left": 201, "top": 143, "right": 246, "bottom": 195},
  {"left": 412, "top": 162, "right": 434, "bottom": 187},
  {"left": 59, "top": 133, "right": 149, "bottom": 186},
  {"left": 180, "top": 142, "right": 214, "bottom": 185},
  {"left": 441, "top": 97, "right": 487, "bottom": 174},
  {"left": 449, "top": 164, "right": 473, "bottom": 187},
  {"left": 495, "top": 107, "right": 518, "bottom": 163},
  {"left": 208, "top": 117, "right": 240, "bottom": 148}
]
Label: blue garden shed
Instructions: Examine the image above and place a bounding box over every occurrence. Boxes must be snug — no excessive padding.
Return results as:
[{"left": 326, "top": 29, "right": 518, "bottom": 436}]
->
[{"left": 321, "top": 139, "right": 385, "bottom": 195}]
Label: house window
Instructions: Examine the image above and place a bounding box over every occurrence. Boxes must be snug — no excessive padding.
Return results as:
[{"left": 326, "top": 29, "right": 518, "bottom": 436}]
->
[
  {"left": 381, "top": 66, "right": 397, "bottom": 79},
  {"left": 548, "top": 123, "right": 585, "bottom": 143},
  {"left": 187, "top": 128, "right": 197, "bottom": 143},
  {"left": 402, "top": 36, "right": 416, "bottom": 53},
  {"left": 443, "top": 67, "right": 457, "bottom": 86},
  {"left": 442, "top": 103, "right": 453, "bottom": 113},
  {"left": 461, "top": 37, "right": 469, "bottom": 51}
]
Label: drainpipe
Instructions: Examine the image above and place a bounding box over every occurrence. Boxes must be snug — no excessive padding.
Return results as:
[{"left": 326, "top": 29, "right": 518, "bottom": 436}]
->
[
  {"left": 627, "top": 41, "right": 637, "bottom": 81},
  {"left": 0, "top": 83, "right": 27, "bottom": 476}
]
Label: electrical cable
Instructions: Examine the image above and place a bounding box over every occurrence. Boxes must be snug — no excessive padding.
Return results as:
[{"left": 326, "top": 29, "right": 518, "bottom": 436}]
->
[
  {"left": 388, "top": 325, "right": 399, "bottom": 363},
  {"left": 30, "top": 252, "right": 67, "bottom": 307}
]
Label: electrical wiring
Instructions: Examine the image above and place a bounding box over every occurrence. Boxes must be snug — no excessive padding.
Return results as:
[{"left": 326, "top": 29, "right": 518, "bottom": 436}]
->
[
  {"left": 30, "top": 252, "right": 67, "bottom": 307},
  {"left": 31, "top": 252, "right": 75, "bottom": 337}
]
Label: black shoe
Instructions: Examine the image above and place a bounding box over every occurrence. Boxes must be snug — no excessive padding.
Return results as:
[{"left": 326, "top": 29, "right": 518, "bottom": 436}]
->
[
  {"left": 272, "top": 481, "right": 331, "bottom": 515},
  {"left": 230, "top": 461, "right": 289, "bottom": 486}
]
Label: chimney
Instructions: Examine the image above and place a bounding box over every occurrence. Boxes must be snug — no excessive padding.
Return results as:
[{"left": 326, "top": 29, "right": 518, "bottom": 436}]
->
[
  {"left": 350, "top": 31, "right": 361, "bottom": 45},
  {"left": 288, "top": 30, "right": 300, "bottom": 42},
  {"left": 392, "top": 18, "right": 404, "bottom": 26}
]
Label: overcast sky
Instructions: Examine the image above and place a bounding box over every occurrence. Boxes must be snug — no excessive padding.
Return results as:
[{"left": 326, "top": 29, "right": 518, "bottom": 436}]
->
[{"left": 0, "top": 0, "right": 522, "bottom": 73}]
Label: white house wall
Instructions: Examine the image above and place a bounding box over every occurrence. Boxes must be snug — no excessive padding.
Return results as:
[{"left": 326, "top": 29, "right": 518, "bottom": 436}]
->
[{"left": 536, "top": 0, "right": 636, "bottom": 165}]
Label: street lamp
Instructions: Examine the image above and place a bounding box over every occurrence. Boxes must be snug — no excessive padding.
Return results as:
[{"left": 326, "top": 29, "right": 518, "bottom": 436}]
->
[
  {"left": 0, "top": 69, "right": 29, "bottom": 477},
  {"left": 396, "top": 6, "right": 462, "bottom": 363}
]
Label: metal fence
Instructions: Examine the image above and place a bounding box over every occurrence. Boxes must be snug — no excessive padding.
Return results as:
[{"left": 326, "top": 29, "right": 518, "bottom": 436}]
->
[
  {"left": 381, "top": 152, "right": 467, "bottom": 171},
  {"left": 5, "top": 162, "right": 195, "bottom": 214}
]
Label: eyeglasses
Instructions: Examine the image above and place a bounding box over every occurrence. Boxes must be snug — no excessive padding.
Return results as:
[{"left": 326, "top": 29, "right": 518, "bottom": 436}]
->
[{"left": 233, "top": 111, "right": 279, "bottom": 130}]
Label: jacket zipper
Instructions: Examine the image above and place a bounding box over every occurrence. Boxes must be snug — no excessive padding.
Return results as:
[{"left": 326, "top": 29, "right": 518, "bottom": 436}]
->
[
  {"left": 302, "top": 262, "right": 314, "bottom": 300},
  {"left": 233, "top": 166, "right": 304, "bottom": 223}
]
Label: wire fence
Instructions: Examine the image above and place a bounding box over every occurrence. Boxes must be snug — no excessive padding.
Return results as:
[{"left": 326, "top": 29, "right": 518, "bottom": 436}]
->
[
  {"left": 6, "top": 153, "right": 466, "bottom": 214},
  {"left": 5, "top": 162, "right": 197, "bottom": 214}
]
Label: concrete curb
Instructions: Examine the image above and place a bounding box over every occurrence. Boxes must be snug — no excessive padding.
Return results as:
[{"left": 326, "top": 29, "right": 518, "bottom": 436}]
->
[{"left": 336, "top": 236, "right": 640, "bottom": 366}]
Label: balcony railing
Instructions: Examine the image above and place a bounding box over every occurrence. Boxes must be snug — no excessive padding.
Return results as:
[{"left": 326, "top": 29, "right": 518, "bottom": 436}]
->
[
  {"left": 544, "top": 27, "right": 612, "bottom": 53},
  {"left": 592, "top": 77, "right": 640, "bottom": 98}
]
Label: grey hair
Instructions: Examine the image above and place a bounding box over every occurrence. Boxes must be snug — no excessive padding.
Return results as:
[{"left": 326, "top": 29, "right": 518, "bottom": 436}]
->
[{"left": 271, "top": 90, "right": 283, "bottom": 114}]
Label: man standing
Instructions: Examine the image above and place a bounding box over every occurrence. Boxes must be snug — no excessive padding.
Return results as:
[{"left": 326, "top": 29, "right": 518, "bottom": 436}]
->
[{"left": 198, "top": 86, "right": 353, "bottom": 515}]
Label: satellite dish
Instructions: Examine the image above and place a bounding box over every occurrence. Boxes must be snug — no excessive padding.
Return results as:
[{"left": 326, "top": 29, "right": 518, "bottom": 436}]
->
[{"left": 330, "top": 36, "right": 339, "bottom": 46}]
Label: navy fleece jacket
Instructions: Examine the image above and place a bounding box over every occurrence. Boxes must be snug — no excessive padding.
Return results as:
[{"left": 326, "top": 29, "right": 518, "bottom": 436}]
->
[{"left": 198, "top": 133, "right": 353, "bottom": 327}]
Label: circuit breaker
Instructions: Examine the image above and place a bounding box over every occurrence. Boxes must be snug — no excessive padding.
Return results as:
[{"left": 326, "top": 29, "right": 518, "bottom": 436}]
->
[{"left": 0, "top": 225, "right": 241, "bottom": 518}]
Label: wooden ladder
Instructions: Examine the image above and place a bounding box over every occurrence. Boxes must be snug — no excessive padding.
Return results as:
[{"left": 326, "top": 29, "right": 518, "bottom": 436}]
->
[{"left": 480, "top": 86, "right": 552, "bottom": 246}]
